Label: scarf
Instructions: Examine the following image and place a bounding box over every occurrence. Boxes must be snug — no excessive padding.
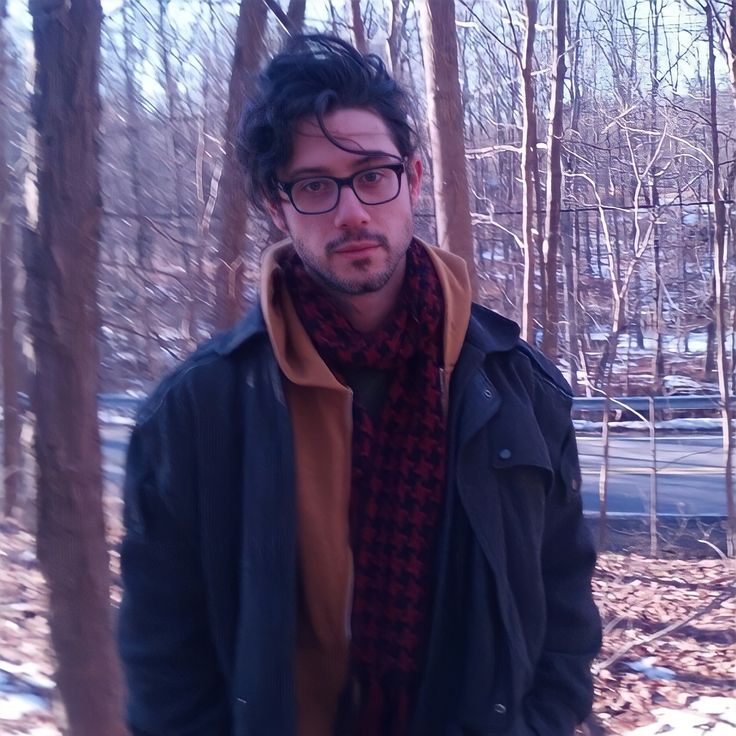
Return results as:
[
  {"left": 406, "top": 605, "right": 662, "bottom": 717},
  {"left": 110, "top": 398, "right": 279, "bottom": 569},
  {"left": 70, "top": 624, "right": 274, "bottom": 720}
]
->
[{"left": 283, "top": 240, "right": 447, "bottom": 735}]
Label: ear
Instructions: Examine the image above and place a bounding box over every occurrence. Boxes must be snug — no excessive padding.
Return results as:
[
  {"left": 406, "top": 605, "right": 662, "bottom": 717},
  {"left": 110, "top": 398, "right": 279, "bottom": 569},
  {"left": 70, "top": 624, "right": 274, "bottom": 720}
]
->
[
  {"left": 266, "top": 197, "right": 289, "bottom": 234},
  {"left": 407, "top": 157, "right": 423, "bottom": 207}
]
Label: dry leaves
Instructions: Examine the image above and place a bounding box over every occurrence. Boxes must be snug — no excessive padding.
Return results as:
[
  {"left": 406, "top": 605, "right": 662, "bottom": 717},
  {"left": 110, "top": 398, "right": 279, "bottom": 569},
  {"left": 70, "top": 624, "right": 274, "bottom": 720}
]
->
[
  {"left": 589, "top": 552, "right": 736, "bottom": 734},
  {"left": 1, "top": 517, "right": 734, "bottom": 735}
]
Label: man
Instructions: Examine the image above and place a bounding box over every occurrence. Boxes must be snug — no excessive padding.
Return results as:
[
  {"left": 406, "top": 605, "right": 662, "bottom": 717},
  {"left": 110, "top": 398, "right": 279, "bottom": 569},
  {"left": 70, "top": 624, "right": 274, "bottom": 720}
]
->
[{"left": 119, "top": 34, "right": 601, "bottom": 736}]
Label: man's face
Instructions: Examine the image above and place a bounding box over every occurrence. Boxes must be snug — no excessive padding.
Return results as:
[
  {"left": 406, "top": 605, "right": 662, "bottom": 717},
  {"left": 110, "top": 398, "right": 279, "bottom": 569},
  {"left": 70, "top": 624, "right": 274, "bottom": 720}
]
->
[{"left": 269, "top": 108, "right": 422, "bottom": 298}]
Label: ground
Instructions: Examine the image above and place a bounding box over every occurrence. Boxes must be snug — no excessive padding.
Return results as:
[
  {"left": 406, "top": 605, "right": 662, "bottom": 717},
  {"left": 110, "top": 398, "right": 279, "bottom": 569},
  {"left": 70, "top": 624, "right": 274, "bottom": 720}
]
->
[{"left": 0, "top": 515, "right": 734, "bottom": 735}]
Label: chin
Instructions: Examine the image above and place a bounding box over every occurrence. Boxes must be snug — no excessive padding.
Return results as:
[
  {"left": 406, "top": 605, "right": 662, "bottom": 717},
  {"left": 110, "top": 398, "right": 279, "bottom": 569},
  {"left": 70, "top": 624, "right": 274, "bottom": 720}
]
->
[{"left": 324, "top": 268, "right": 394, "bottom": 296}]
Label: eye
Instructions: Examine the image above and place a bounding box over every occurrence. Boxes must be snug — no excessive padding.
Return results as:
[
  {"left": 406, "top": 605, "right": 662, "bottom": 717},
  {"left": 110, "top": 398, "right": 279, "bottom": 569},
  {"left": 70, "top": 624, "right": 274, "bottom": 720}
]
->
[
  {"left": 357, "top": 169, "right": 386, "bottom": 186},
  {"left": 297, "top": 178, "right": 331, "bottom": 195}
]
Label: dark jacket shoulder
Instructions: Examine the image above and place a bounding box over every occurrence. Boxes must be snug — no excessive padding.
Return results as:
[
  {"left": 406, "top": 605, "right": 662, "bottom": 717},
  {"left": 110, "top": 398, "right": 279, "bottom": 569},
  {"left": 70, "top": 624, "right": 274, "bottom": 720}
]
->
[
  {"left": 136, "top": 306, "right": 270, "bottom": 427},
  {"left": 468, "top": 302, "right": 574, "bottom": 400}
]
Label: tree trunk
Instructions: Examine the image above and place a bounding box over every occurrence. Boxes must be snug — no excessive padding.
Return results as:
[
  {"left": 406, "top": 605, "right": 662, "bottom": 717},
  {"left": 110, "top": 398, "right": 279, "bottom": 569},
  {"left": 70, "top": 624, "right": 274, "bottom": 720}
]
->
[
  {"left": 419, "top": 0, "right": 478, "bottom": 295},
  {"left": 726, "top": 0, "right": 736, "bottom": 115},
  {"left": 1, "top": 215, "right": 22, "bottom": 518},
  {"left": 27, "top": 1, "right": 125, "bottom": 733},
  {"left": 156, "top": 0, "right": 200, "bottom": 344},
  {"left": 541, "top": 0, "right": 567, "bottom": 358},
  {"left": 519, "top": 0, "right": 539, "bottom": 342},
  {"left": 706, "top": 3, "right": 735, "bottom": 555},
  {"left": 387, "top": 0, "right": 407, "bottom": 76},
  {"left": 650, "top": 0, "right": 664, "bottom": 392},
  {"left": 214, "top": 0, "right": 268, "bottom": 329},
  {"left": 121, "top": 0, "right": 154, "bottom": 378},
  {"left": 351, "top": 0, "right": 368, "bottom": 53},
  {"left": 286, "top": 0, "right": 306, "bottom": 32},
  {"left": 562, "top": 210, "right": 578, "bottom": 393},
  {"left": 0, "top": 0, "right": 22, "bottom": 517}
]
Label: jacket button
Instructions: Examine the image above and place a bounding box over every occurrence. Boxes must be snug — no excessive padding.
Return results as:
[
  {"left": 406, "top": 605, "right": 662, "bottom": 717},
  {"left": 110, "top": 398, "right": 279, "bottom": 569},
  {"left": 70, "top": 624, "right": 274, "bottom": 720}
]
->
[
  {"left": 483, "top": 388, "right": 492, "bottom": 398},
  {"left": 498, "top": 448, "right": 512, "bottom": 460},
  {"left": 493, "top": 703, "right": 507, "bottom": 714}
]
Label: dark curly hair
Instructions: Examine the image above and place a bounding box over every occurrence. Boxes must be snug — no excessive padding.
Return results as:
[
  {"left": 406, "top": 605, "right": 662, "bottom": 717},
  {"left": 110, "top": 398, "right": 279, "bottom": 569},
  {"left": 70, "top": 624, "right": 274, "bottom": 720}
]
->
[{"left": 236, "top": 34, "right": 419, "bottom": 211}]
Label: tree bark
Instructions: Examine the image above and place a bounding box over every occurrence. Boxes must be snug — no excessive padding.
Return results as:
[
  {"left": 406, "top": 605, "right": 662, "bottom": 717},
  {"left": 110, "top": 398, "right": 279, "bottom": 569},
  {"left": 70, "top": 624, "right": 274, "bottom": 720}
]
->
[
  {"left": 0, "top": 0, "right": 22, "bottom": 517},
  {"left": 286, "top": 0, "right": 306, "bottom": 32},
  {"left": 726, "top": 0, "right": 736, "bottom": 115},
  {"left": 121, "top": 0, "right": 154, "bottom": 378},
  {"left": 214, "top": 0, "right": 268, "bottom": 329},
  {"left": 541, "top": 0, "right": 567, "bottom": 358},
  {"left": 520, "top": 0, "right": 539, "bottom": 342},
  {"left": 419, "top": 0, "right": 478, "bottom": 295},
  {"left": 156, "top": 0, "right": 200, "bottom": 344},
  {"left": 650, "top": 0, "right": 664, "bottom": 392},
  {"left": 706, "top": 2, "right": 735, "bottom": 555},
  {"left": 27, "top": 0, "right": 125, "bottom": 732},
  {"left": 351, "top": 0, "right": 368, "bottom": 53}
]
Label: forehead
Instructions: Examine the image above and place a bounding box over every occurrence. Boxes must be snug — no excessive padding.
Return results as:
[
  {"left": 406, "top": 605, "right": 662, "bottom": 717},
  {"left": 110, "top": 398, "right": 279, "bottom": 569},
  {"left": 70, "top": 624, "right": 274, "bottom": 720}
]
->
[{"left": 284, "top": 108, "right": 400, "bottom": 175}]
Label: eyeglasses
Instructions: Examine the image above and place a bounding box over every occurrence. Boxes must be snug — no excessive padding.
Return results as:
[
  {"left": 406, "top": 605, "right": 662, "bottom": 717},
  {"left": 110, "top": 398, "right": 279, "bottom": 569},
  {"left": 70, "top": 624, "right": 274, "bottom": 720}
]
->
[{"left": 276, "top": 162, "right": 406, "bottom": 215}]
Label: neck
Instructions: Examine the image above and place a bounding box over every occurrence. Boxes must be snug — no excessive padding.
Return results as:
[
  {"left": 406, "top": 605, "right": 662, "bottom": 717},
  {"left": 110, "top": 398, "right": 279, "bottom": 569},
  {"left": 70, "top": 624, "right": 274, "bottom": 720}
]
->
[{"left": 330, "top": 259, "right": 406, "bottom": 333}]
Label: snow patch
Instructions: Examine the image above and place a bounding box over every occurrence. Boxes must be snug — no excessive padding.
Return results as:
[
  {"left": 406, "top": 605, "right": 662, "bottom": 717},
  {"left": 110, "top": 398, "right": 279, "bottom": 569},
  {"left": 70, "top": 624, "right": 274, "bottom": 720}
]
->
[
  {"left": 626, "top": 697, "right": 736, "bottom": 735},
  {"left": 0, "top": 692, "right": 49, "bottom": 720}
]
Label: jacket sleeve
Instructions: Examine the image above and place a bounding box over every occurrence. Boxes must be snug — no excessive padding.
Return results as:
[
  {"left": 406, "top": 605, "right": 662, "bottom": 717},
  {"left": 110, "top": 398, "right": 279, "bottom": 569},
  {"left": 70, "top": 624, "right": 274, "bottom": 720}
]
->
[
  {"left": 117, "top": 396, "right": 231, "bottom": 736},
  {"left": 522, "top": 422, "right": 602, "bottom": 735}
]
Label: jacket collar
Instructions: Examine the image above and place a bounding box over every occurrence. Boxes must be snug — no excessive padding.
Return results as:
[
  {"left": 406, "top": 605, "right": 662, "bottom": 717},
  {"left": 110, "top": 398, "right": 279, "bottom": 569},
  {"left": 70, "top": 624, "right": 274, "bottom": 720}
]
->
[
  {"left": 465, "top": 304, "right": 520, "bottom": 356},
  {"left": 213, "top": 305, "right": 269, "bottom": 357}
]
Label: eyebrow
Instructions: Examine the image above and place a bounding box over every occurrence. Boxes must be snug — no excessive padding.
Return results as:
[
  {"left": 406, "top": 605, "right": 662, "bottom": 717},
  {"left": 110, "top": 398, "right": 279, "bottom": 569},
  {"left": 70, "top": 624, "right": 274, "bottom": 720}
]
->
[{"left": 285, "top": 154, "right": 401, "bottom": 180}]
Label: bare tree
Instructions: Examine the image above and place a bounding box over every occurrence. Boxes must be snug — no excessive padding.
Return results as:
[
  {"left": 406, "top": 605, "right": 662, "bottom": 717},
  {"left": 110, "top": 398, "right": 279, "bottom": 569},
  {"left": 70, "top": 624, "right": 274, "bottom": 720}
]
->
[
  {"left": 541, "top": 0, "right": 567, "bottom": 357},
  {"left": 351, "top": 0, "right": 369, "bottom": 53},
  {"left": 287, "top": 0, "right": 307, "bottom": 31},
  {"left": 26, "top": 1, "right": 125, "bottom": 733},
  {"left": 705, "top": 1, "right": 734, "bottom": 555},
  {"left": 520, "top": 0, "right": 540, "bottom": 342},
  {"left": 214, "top": 0, "right": 268, "bottom": 329},
  {"left": 0, "top": 0, "right": 22, "bottom": 517},
  {"left": 419, "top": 0, "right": 478, "bottom": 294}
]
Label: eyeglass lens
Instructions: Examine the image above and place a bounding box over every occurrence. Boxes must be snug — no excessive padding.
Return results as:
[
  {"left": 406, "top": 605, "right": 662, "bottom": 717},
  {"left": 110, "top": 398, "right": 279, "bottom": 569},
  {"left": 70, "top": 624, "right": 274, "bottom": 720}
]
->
[{"left": 291, "top": 167, "right": 401, "bottom": 213}]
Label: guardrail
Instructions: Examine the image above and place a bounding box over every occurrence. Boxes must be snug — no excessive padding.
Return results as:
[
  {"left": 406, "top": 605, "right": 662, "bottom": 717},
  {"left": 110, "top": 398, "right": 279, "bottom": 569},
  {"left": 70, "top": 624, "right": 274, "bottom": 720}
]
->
[{"left": 571, "top": 395, "right": 729, "bottom": 412}]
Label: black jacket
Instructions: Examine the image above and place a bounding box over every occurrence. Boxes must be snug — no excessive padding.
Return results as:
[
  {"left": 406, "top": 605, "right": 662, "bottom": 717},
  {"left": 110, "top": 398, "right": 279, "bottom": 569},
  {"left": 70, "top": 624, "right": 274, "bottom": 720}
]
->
[{"left": 118, "top": 303, "right": 601, "bottom": 736}]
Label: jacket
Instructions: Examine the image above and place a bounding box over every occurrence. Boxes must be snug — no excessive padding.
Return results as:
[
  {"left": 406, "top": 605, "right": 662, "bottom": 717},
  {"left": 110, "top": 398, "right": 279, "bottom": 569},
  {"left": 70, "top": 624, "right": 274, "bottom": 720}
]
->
[{"left": 118, "top": 291, "right": 601, "bottom": 736}]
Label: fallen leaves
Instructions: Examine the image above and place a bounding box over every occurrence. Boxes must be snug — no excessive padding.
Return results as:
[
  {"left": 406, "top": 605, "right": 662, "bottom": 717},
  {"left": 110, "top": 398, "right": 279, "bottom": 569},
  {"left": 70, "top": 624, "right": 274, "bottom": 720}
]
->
[{"left": 1, "top": 517, "right": 734, "bottom": 735}]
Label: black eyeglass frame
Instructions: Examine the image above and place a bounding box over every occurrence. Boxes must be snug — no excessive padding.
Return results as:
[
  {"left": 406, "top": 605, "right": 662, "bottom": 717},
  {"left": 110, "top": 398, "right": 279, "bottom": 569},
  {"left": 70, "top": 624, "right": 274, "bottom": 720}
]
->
[{"left": 275, "top": 161, "right": 407, "bottom": 215}]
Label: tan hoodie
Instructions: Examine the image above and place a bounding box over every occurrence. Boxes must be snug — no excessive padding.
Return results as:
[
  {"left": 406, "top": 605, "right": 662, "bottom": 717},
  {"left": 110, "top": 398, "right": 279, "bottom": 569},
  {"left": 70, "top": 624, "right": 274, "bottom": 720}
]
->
[{"left": 259, "top": 239, "right": 472, "bottom": 736}]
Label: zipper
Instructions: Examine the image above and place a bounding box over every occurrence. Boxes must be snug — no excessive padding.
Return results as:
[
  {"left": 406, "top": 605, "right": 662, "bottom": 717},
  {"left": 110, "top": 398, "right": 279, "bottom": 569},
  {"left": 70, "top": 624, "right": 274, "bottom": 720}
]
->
[
  {"left": 344, "top": 387, "right": 354, "bottom": 641},
  {"left": 439, "top": 366, "right": 449, "bottom": 418}
]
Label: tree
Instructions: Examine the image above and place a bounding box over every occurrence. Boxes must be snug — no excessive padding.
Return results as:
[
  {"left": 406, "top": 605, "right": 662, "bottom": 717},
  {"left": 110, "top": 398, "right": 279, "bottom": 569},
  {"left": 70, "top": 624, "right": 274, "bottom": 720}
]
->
[
  {"left": 519, "top": 0, "right": 540, "bottom": 342},
  {"left": 0, "top": 0, "right": 22, "bottom": 517},
  {"left": 705, "top": 0, "right": 734, "bottom": 555},
  {"left": 540, "top": 0, "right": 568, "bottom": 357},
  {"left": 214, "top": 0, "right": 268, "bottom": 329},
  {"left": 351, "top": 0, "right": 368, "bottom": 53},
  {"left": 419, "top": 0, "right": 478, "bottom": 294},
  {"left": 26, "top": 1, "right": 125, "bottom": 733}
]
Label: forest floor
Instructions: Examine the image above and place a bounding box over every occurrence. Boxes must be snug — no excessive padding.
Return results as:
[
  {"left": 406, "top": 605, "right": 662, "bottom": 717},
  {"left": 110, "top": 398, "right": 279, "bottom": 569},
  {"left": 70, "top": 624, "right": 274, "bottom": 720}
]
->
[{"left": 0, "top": 511, "right": 734, "bottom": 736}]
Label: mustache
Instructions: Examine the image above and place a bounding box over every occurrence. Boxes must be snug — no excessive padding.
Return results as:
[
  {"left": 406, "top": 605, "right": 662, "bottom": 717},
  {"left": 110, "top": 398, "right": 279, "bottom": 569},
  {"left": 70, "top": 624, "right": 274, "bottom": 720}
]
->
[{"left": 325, "top": 231, "right": 389, "bottom": 254}]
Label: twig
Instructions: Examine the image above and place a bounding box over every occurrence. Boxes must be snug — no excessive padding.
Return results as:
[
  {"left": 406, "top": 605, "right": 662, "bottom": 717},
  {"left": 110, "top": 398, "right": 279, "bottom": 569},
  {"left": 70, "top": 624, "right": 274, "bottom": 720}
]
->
[
  {"left": 594, "top": 588, "right": 736, "bottom": 672},
  {"left": 698, "top": 538, "right": 729, "bottom": 561}
]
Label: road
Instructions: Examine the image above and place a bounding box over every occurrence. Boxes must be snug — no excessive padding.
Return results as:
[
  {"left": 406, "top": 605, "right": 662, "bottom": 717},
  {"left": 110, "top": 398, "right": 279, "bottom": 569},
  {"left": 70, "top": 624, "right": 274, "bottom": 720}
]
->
[
  {"left": 101, "top": 423, "right": 729, "bottom": 517},
  {"left": 577, "top": 435, "right": 727, "bottom": 516}
]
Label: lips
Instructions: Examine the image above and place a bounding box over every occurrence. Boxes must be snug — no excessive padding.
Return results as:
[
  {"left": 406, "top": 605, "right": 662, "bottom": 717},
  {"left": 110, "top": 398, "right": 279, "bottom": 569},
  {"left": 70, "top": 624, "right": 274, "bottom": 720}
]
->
[{"left": 334, "top": 242, "right": 381, "bottom": 255}]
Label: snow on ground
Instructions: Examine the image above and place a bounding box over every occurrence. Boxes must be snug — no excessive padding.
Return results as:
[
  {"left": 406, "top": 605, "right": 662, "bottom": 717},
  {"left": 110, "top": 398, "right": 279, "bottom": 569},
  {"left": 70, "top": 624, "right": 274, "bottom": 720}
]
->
[{"left": 627, "top": 696, "right": 736, "bottom": 735}]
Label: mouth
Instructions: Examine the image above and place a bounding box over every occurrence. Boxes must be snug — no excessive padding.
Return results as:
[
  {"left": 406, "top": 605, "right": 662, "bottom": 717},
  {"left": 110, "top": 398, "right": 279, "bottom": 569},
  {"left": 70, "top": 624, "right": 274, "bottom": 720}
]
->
[{"left": 333, "top": 242, "right": 383, "bottom": 256}]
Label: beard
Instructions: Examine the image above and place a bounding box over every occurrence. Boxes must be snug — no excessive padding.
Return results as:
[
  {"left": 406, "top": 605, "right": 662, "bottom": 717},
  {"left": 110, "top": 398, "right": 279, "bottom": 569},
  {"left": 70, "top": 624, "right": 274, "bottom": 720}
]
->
[{"left": 292, "top": 227, "right": 413, "bottom": 296}]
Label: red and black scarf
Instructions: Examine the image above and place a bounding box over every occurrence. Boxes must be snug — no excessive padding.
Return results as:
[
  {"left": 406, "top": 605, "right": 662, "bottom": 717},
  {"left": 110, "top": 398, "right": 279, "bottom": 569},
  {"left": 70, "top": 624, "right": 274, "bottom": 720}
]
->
[{"left": 283, "top": 240, "right": 447, "bottom": 735}]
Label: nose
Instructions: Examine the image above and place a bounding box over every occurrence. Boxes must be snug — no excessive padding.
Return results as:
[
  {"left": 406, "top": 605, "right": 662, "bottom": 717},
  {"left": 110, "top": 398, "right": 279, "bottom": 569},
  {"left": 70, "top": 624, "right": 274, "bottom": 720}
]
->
[{"left": 333, "top": 184, "right": 371, "bottom": 229}]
